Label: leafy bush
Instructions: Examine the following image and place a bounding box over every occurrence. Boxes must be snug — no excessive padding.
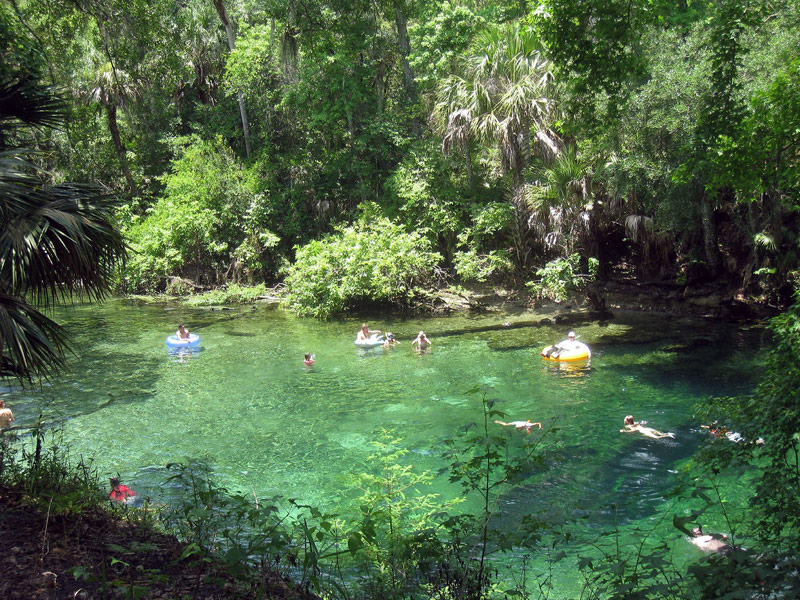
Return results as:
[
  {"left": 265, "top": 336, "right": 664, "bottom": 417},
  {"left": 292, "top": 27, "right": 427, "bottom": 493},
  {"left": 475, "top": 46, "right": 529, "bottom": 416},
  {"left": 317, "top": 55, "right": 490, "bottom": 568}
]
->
[
  {"left": 453, "top": 248, "right": 513, "bottom": 282},
  {"left": 527, "top": 254, "right": 599, "bottom": 302},
  {"left": 384, "top": 143, "right": 469, "bottom": 244},
  {"left": 121, "top": 136, "right": 280, "bottom": 292},
  {"left": 282, "top": 213, "right": 442, "bottom": 317}
]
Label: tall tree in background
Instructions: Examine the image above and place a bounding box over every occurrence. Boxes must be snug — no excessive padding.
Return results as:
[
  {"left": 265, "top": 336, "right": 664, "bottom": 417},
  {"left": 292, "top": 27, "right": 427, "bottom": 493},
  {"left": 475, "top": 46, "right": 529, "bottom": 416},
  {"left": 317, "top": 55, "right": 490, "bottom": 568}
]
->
[
  {"left": 81, "top": 58, "right": 140, "bottom": 198},
  {"left": 434, "top": 23, "right": 556, "bottom": 269},
  {"left": 213, "top": 0, "right": 252, "bottom": 157},
  {"left": 682, "top": 0, "right": 751, "bottom": 275}
]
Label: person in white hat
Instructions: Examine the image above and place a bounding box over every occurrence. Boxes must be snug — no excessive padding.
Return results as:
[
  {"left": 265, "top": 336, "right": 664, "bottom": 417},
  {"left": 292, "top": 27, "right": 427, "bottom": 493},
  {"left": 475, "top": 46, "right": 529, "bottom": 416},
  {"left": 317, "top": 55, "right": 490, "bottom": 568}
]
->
[{"left": 545, "top": 331, "right": 580, "bottom": 358}]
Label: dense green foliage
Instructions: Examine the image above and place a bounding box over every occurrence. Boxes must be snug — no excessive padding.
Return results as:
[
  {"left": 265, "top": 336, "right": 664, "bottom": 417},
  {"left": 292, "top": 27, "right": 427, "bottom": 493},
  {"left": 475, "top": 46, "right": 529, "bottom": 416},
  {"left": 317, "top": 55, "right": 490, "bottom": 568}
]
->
[
  {"left": 283, "top": 213, "right": 441, "bottom": 317},
  {"left": 3, "top": 0, "right": 796, "bottom": 310},
  {"left": 527, "top": 253, "right": 598, "bottom": 302}
]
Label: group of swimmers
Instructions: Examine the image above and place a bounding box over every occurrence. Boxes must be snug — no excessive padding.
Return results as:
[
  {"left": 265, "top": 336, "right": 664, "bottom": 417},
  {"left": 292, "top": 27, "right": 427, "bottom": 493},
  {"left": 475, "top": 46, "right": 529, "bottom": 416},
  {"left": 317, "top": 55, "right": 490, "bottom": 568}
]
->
[
  {"left": 493, "top": 415, "right": 674, "bottom": 438},
  {"left": 304, "top": 323, "right": 432, "bottom": 366},
  {"left": 355, "top": 323, "right": 432, "bottom": 349}
]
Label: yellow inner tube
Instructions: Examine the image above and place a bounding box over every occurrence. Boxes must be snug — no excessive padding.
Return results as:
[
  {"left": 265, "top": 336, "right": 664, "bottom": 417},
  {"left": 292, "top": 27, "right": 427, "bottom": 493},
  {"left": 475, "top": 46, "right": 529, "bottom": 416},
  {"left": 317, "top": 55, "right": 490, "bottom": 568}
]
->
[{"left": 541, "top": 342, "right": 591, "bottom": 362}]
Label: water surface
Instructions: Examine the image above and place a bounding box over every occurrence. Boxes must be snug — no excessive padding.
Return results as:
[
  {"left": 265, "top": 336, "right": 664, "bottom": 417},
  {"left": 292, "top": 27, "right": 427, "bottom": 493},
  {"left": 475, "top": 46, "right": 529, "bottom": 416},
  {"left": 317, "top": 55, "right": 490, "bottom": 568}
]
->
[{"left": 3, "top": 300, "right": 767, "bottom": 595}]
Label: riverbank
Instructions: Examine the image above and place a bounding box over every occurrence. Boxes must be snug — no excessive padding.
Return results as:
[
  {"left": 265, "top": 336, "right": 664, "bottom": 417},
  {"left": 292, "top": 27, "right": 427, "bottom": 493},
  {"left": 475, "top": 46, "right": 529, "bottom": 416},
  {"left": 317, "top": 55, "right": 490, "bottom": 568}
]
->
[
  {"left": 139, "top": 274, "right": 781, "bottom": 325},
  {"left": 434, "top": 277, "right": 779, "bottom": 324},
  {"left": 0, "top": 481, "right": 311, "bottom": 600}
]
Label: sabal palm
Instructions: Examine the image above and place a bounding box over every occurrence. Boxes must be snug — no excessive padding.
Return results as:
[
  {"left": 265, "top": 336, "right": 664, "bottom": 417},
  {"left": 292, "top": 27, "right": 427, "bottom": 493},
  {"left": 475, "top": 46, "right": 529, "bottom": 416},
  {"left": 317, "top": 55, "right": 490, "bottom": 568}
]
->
[
  {"left": 0, "top": 77, "right": 126, "bottom": 383},
  {"left": 82, "top": 58, "right": 140, "bottom": 196},
  {"left": 528, "top": 146, "right": 591, "bottom": 255},
  {"left": 434, "top": 23, "right": 556, "bottom": 266}
]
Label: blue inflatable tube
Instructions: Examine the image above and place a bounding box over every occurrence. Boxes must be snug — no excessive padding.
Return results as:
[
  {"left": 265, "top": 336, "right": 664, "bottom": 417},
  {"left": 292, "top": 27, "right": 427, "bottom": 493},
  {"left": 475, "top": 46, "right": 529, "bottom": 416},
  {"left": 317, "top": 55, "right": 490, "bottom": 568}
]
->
[{"left": 166, "top": 333, "right": 201, "bottom": 348}]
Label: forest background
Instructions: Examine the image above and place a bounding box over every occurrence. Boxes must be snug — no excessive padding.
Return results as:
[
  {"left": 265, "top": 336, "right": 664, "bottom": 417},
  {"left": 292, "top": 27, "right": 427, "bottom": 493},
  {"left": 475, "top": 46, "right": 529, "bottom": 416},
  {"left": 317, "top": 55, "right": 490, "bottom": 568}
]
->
[{"left": 3, "top": 0, "right": 799, "bottom": 317}]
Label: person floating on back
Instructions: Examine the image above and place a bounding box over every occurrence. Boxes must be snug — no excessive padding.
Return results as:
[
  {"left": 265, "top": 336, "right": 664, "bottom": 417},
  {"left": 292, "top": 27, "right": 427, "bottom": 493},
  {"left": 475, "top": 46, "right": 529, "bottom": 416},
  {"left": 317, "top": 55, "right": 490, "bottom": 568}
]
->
[
  {"left": 495, "top": 419, "right": 542, "bottom": 433},
  {"left": 620, "top": 415, "right": 674, "bottom": 439},
  {"left": 109, "top": 477, "right": 137, "bottom": 505},
  {"left": 688, "top": 524, "right": 733, "bottom": 555}
]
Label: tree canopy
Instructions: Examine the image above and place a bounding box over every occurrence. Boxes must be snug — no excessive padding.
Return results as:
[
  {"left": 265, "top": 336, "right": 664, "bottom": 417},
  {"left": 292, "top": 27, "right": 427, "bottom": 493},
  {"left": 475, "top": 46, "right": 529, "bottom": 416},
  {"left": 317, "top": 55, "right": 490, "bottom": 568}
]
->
[{"left": 1, "top": 0, "right": 797, "bottom": 310}]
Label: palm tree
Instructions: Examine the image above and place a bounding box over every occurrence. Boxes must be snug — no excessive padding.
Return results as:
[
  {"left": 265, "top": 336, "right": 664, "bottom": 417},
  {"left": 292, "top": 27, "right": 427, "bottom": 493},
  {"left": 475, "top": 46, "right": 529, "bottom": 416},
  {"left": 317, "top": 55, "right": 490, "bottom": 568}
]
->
[
  {"left": 0, "top": 76, "right": 126, "bottom": 384},
  {"left": 81, "top": 58, "right": 141, "bottom": 198},
  {"left": 433, "top": 23, "right": 557, "bottom": 268},
  {"left": 528, "top": 145, "right": 592, "bottom": 256}
]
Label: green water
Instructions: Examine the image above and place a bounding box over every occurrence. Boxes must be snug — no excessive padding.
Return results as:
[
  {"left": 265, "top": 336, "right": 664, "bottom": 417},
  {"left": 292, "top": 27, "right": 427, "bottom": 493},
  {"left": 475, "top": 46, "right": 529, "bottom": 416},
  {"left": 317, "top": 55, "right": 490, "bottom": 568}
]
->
[{"left": 3, "top": 299, "right": 768, "bottom": 596}]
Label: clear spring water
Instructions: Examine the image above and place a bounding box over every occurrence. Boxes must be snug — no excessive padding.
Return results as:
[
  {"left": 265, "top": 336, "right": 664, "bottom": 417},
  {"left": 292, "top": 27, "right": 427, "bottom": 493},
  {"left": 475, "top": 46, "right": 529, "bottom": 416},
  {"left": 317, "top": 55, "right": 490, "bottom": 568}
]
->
[{"left": 3, "top": 299, "right": 769, "bottom": 596}]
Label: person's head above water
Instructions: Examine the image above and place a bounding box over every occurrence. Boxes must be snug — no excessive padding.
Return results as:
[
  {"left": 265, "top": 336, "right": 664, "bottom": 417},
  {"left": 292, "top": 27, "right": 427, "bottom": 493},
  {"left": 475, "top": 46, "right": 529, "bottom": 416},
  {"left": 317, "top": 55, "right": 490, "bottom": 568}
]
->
[
  {"left": 387, "top": 333, "right": 394, "bottom": 340},
  {"left": 361, "top": 323, "right": 369, "bottom": 331},
  {"left": 568, "top": 331, "right": 576, "bottom": 339},
  {"left": 624, "top": 415, "right": 635, "bottom": 425}
]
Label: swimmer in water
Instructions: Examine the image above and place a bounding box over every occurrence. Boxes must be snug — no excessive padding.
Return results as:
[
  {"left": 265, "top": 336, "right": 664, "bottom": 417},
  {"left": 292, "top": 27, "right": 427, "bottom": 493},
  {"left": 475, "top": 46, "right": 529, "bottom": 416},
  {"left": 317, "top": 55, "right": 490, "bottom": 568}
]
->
[
  {"left": 357, "top": 323, "right": 381, "bottom": 342},
  {"left": 688, "top": 525, "right": 733, "bottom": 555},
  {"left": 620, "top": 415, "right": 674, "bottom": 439},
  {"left": 495, "top": 419, "right": 542, "bottom": 433},
  {"left": 109, "top": 477, "right": 137, "bottom": 505},
  {"left": 411, "top": 331, "right": 431, "bottom": 349},
  {"left": 304, "top": 353, "right": 315, "bottom": 366}
]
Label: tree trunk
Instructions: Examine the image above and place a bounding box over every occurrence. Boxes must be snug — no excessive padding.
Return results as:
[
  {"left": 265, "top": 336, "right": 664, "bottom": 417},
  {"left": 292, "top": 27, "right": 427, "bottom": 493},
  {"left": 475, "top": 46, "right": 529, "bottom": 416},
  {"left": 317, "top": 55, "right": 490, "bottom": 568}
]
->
[
  {"left": 107, "top": 105, "right": 139, "bottom": 197},
  {"left": 699, "top": 189, "right": 721, "bottom": 275},
  {"left": 394, "top": 3, "right": 420, "bottom": 137},
  {"left": 213, "top": 0, "right": 252, "bottom": 158},
  {"left": 464, "top": 142, "right": 474, "bottom": 191}
]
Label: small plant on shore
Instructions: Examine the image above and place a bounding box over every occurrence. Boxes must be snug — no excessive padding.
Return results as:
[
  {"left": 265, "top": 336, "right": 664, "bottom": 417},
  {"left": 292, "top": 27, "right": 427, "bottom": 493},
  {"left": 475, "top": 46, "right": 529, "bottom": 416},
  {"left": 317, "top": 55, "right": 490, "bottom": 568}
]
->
[
  {"left": 348, "top": 430, "right": 464, "bottom": 599},
  {"left": 440, "top": 387, "right": 555, "bottom": 598},
  {"left": 184, "top": 283, "right": 268, "bottom": 306},
  {"left": 2, "top": 422, "right": 104, "bottom": 515},
  {"left": 161, "top": 459, "right": 293, "bottom": 583},
  {"left": 576, "top": 503, "right": 689, "bottom": 599}
]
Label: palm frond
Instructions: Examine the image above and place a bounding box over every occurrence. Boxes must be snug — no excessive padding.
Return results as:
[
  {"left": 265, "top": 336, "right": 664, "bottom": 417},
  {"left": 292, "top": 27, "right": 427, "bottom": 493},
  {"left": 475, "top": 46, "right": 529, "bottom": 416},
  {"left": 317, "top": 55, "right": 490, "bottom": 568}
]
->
[
  {"left": 625, "top": 215, "right": 654, "bottom": 243},
  {"left": 0, "top": 154, "right": 127, "bottom": 306},
  {"left": 0, "top": 78, "right": 66, "bottom": 133},
  {"left": 753, "top": 232, "right": 777, "bottom": 252},
  {"left": 0, "top": 293, "right": 70, "bottom": 382}
]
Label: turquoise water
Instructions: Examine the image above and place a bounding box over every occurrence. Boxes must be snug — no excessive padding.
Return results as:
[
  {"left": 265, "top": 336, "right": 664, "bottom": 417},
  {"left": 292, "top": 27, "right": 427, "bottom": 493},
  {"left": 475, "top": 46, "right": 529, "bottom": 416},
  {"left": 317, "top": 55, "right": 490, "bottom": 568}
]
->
[{"left": 3, "top": 299, "right": 768, "bottom": 595}]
